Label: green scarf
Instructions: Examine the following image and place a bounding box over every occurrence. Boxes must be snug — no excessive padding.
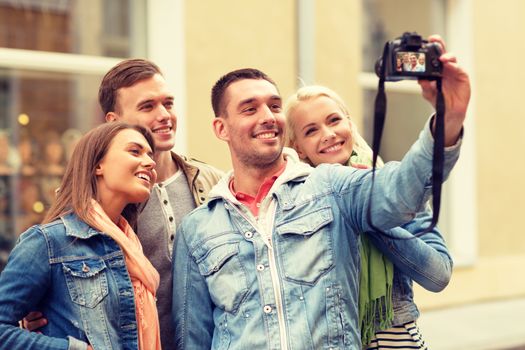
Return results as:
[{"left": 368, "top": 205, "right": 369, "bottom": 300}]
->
[
  {"left": 348, "top": 151, "right": 394, "bottom": 347},
  {"left": 358, "top": 236, "right": 394, "bottom": 346}
]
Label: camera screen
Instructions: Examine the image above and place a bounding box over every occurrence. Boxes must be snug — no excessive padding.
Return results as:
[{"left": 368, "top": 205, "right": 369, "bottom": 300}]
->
[{"left": 396, "top": 52, "right": 426, "bottom": 73}]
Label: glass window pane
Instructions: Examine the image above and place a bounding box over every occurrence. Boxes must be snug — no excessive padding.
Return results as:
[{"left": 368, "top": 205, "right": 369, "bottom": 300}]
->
[
  {"left": 0, "top": 69, "right": 103, "bottom": 266},
  {"left": 0, "top": 0, "right": 147, "bottom": 57},
  {"left": 361, "top": 0, "right": 446, "bottom": 72},
  {"left": 362, "top": 89, "right": 434, "bottom": 161}
]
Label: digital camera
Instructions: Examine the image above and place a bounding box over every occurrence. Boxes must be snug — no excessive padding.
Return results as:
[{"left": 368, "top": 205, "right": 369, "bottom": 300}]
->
[{"left": 375, "top": 32, "right": 443, "bottom": 81}]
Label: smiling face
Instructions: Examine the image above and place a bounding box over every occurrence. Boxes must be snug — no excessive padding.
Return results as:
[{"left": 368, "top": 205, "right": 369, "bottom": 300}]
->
[
  {"left": 96, "top": 129, "right": 156, "bottom": 211},
  {"left": 410, "top": 54, "right": 418, "bottom": 67},
  {"left": 289, "top": 95, "right": 354, "bottom": 166},
  {"left": 418, "top": 54, "right": 425, "bottom": 66},
  {"left": 107, "top": 74, "right": 176, "bottom": 152},
  {"left": 213, "top": 78, "right": 286, "bottom": 170}
]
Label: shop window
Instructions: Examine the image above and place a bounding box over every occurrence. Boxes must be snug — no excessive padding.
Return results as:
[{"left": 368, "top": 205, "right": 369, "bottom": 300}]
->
[
  {"left": 0, "top": 0, "right": 156, "bottom": 272},
  {"left": 0, "top": 0, "right": 146, "bottom": 57},
  {"left": 360, "top": 0, "right": 446, "bottom": 160},
  {"left": 0, "top": 69, "right": 103, "bottom": 270}
]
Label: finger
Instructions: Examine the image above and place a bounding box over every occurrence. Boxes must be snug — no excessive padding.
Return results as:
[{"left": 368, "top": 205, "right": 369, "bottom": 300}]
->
[
  {"left": 428, "top": 34, "right": 446, "bottom": 52},
  {"left": 25, "top": 311, "right": 43, "bottom": 322},
  {"left": 418, "top": 79, "right": 435, "bottom": 90},
  {"left": 23, "top": 317, "right": 48, "bottom": 331},
  {"left": 439, "top": 52, "right": 458, "bottom": 64},
  {"left": 418, "top": 80, "right": 437, "bottom": 102}
]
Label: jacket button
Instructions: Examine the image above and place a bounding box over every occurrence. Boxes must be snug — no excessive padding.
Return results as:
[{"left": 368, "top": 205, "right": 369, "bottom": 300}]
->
[
  {"left": 256, "top": 264, "right": 265, "bottom": 271},
  {"left": 244, "top": 231, "right": 253, "bottom": 239},
  {"left": 263, "top": 305, "right": 272, "bottom": 314},
  {"left": 82, "top": 263, "right": 90, "bottom": 272}
]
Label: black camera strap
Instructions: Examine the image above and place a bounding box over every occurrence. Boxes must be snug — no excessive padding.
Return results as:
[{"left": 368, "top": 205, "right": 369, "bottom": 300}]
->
[{"left": 366, "top": 44, "right": 445, "bottom": 238}]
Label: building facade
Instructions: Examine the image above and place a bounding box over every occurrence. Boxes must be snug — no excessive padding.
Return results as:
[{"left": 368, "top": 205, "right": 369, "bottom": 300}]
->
[{"left": 1, "top": 0, "right": 524, "bottom": 312}]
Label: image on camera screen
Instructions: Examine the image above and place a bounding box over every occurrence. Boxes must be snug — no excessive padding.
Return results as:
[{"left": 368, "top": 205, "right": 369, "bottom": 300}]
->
[{"left": 396, "top": 52, "right": 426, "bottom": 73}]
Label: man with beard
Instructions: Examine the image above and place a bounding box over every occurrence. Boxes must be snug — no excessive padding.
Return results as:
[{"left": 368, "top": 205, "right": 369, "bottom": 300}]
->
[{"left": 172, "top": 37, "right": 470, "bottom": 350}]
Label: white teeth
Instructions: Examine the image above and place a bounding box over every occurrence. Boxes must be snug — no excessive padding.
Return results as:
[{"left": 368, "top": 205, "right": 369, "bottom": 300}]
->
[
  {"left": 137, "top": 173, "right": 151, "bottom": 182},
  {"left": 321, "top": 143, "right": 342, "bottom": 153},
  {"left": 257, "top": 132, "right": 276, "bottom": 139},
  {"left": 154, "top": 127, "right": 171, "bottom": 134}
]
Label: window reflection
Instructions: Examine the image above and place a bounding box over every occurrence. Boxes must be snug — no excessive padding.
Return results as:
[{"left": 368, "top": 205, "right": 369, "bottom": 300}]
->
[
  {"left": 0, "top": 69, "right": 103, "bottom": 269},
  {"left": 361, "top": 0, "right": 446, "bottom": 159},
  {"left": 362, "top": 89, "right": 433, "bottom": 161},
  {"left": 361, "top": 0, "right": 446, "bottom": 72},
  {"left": 0, "top": 0, "right": 146, "bottom": 57}
]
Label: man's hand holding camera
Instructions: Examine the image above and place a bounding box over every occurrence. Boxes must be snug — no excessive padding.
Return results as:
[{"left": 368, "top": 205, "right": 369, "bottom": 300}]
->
[{"left": 419, "top": 35, "right": 471, "bottom": 146}]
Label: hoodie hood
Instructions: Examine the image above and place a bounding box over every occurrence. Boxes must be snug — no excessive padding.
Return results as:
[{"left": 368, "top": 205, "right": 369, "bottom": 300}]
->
[{"left": 208, "top": 147, "right": 313, "bottom": 204}]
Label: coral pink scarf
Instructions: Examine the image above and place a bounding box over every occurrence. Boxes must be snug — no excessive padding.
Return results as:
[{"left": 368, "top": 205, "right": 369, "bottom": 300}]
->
[{"left": 90, "top": 200, "right": 161, "bottom": 350}]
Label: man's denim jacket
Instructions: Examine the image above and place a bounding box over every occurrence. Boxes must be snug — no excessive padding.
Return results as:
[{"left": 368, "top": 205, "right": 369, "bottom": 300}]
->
[
  {"left": 172, "top": 122, "right": 462, "bottom": 350},
  {"left": 0, "top": 213, "right": 139, "bottom": 350}
]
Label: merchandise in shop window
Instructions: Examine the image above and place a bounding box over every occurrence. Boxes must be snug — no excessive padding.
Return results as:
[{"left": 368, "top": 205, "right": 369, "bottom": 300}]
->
[
  {"left": 17, "top": 135, "right": 37, "bottom": 177},
  {"left": 0, "top": 131, "right": 17, "bottom": 176},
  {"left": 61, "top": 128, "right": 83, "bottom": 162},
  {"left": 40, "top": 132, "right": 66, "bottom": 177},
  {"left": 16, "top": 179, "right": 45, "bottom": 235}
]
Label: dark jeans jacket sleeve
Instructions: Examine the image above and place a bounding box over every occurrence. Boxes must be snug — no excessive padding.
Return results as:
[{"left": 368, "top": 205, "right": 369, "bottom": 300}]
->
[
  {"left": 366, "top": 210, "right": 453, "bottom": 292},
  {"left": 0, "top": 227, "right": 71, "bottom": 350}
]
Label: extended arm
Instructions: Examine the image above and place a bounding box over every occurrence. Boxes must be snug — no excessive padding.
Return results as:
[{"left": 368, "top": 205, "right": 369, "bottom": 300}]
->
[
  {"left": 331, "top": 119, "right": 461, "bottom": 232},
  {"left": 0, "top": 228, "right": 89, "bottom": 350},
  {"left": 366, "top": 210, "right": 453, "bottom": 292},
  {"left": 172, "top": 224, "right": 214, "bottom": 349},
  {"left": 334, "top": 39, "right": 469, "bottom": 232}
]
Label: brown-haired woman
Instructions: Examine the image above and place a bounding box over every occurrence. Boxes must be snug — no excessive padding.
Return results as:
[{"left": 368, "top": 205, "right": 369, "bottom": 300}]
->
[{"left": 0, "top": 122, "right": 161, "bottom": 350}]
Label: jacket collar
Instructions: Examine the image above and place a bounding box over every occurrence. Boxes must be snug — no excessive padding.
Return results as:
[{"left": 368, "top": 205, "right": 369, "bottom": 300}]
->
[
  {"left": 207, "top": 147, "right": 312, "bottom": 207},
  {"left": 61, "top": 212, "right": 102, "bottom": 239},
  {"left": 171, "top": 151, "right": 199, "bottom": 185}
]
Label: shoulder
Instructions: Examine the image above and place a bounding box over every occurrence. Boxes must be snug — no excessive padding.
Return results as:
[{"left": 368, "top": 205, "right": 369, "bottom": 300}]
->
[
  {"left": 172, "top": 152, "right": 224, "bottom": 179},
  {"left": 309, "top": 163, "right": 359, "bottom": 179},
  {"left": 189, "top": 157, "right": 224, "bottom": 178},
  {"left": 19, "top": 219, "right": 63, "bottom": 242},
  {"left": 12, "top": 223, "right": 56, "bottom": 259}
]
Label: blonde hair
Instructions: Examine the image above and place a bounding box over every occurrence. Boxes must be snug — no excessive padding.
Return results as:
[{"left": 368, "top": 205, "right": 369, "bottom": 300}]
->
[{"left": 284, "top": 85, "right": 376, "bottom": 166}]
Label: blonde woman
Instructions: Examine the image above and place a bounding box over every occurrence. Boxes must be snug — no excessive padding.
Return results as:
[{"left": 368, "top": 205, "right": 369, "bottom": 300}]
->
[{"left": 285, "top": 85, "right": 452, "bottom": 349}]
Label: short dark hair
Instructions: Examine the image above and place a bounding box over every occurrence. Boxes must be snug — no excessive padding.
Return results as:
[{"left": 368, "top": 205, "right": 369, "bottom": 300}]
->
[
  {"left": 211, "top": 68, "right": 278, "bottom": 117},
  {"left": 98, "top": 59, "right": 162, "bottom": 115}
]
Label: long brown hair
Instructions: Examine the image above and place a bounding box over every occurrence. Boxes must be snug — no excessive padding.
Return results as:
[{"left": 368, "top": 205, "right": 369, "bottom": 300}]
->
[{"left": 43, "top": 122, "right": 155, "bottom": 228}]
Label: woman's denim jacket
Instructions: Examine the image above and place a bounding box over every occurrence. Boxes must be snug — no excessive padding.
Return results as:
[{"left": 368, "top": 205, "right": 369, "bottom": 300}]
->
[
  {"left": 367, "top": 209, "right": 453, "bottom": 326},
  {"left": 172, "top": 123, "right": 462, "bottom": 350},
  {"left": 0, "top": 213, "right": 139, "bottom": 350}
]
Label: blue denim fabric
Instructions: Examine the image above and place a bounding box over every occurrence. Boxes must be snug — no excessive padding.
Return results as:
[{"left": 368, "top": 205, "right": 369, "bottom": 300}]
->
[
  {"left": 366, "top": 210, "right": 453, "bottom": 326},
  {"left": 172, "top": 124, "right": 461, "bottom": 350},
  {"left": 0, "top": 213, "right": 139, "bottom": 350}
]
